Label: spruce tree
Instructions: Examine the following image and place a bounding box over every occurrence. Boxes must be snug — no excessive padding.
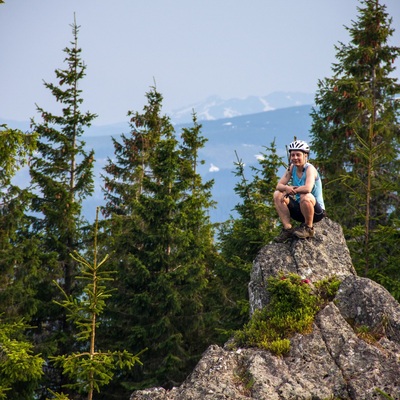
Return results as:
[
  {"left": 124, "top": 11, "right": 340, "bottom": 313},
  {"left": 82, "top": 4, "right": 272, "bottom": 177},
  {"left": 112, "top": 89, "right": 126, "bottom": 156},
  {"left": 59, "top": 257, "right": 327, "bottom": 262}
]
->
[
  {"left": 0, "top": 126, "right": 39, "bottom": 321},
  {"left": 50, "top": 208, "right": 142, "bottom": 400},
  {"left": 310, "top": 0, "right": 400, "bottom": 289},
  {"left": 100, "top": 87, "right": 218, "bottom": 394},
  {"left": 0, "top": 126, "right": 44, "bottom": 399},
  {"left": 28, "top": 16, "right": 96, "bottom": 393},
  {"left": 216, "top": 140, "right": 284, "bottom": 332},
  {"left": 0, "top": 318, "right": 45, "bottom": 399}
]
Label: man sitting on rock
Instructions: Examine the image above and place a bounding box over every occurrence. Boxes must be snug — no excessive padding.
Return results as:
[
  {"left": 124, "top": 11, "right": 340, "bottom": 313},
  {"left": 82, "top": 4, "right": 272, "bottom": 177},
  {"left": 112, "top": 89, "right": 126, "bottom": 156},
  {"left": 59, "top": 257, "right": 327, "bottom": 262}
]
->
[{"left": 273, "top": 139, "right": 325, "bottom": 242}]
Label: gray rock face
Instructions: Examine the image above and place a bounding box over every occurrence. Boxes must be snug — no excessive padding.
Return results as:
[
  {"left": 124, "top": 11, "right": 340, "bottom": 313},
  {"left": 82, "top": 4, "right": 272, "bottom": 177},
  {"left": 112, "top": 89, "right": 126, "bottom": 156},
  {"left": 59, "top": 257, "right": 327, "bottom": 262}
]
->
[
  {"left": 131, "top": 218, "right": 400, "bottom": 400},
  {"left": 249, "top": 218, "right": 356, "bottom": 315}
]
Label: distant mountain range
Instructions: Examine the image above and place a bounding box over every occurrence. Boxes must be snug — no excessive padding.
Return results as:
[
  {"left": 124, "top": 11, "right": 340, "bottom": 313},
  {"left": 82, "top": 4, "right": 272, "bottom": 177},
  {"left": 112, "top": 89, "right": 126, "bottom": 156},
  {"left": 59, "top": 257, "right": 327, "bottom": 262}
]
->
[
  {"left": 1, "top": 92, "right": 316, "bottom": 224},
  {"left": 168, "top": 91, "right": 315, "bottom": 124}
]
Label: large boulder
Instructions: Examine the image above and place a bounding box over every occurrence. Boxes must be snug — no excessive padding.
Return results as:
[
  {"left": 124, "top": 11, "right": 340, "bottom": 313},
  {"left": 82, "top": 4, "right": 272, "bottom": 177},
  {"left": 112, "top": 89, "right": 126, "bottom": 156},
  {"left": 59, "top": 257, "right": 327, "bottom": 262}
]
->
[
  {"left": 249, "top": 217, "right": 356, "bottom": 314},
  {"left": 131, "top": 218, "right": 400, "bottom": 400}
]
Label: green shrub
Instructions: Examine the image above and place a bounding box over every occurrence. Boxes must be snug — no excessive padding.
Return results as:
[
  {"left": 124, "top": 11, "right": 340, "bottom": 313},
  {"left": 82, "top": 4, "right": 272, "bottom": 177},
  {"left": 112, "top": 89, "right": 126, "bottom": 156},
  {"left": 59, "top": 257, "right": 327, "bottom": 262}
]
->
[
  {"left": 266, "top": 274, "right": 319, "bottom": 334},
  {"left": 266, "top": 338, "right": 291, "bottom": 356},
  {"left": 314, "top": 276, "right": 341, "bottom": 303},
  {"left": 234, "top": 273, "right": 340, "bottom": 355}
]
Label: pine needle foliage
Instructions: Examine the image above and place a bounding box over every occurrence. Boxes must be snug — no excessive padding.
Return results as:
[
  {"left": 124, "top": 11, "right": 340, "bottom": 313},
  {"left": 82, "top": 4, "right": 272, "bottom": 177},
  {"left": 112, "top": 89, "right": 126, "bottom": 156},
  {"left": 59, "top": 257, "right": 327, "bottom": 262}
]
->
[
  {"left": 100, "top": 86, "right": 218, "bottom": 392},
  {"left": 219, "top": 141, "right": 283, "bottom": 261},
  {"left": 0, "top": 318, "right": 44, "bottom": 399},
  {"left": 216, "top": 140, "right": 284, "bottom": 334},
  {"left": 27, "top": 16, "right": 97, "bottom": 391},
  {"left": 0, "top": 126, "right": 41, "bottom": 322},
  {"left": 0, "top": 126, "right": 43, "bottom": 399},
  {"left": 49, "top": 208, "right": 143, "bottom": 400},
  {"left": 309, "top": 0, "right": 400, "bottom": 287}
]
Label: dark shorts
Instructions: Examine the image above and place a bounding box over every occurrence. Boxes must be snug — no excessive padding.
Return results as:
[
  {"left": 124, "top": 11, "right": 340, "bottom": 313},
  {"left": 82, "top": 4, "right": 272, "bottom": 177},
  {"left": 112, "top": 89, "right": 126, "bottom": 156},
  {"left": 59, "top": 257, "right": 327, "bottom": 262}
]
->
[{"left": 288, "top": 196, "right": 326, "bottom": 223}]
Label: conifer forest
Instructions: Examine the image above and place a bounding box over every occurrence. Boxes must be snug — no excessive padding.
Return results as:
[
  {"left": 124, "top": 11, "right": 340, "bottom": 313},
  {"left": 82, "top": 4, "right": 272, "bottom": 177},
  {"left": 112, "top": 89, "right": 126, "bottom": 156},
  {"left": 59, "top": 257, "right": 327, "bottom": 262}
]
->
[{"left": 0, "top": 1, "right": 399, "bottom": 398}]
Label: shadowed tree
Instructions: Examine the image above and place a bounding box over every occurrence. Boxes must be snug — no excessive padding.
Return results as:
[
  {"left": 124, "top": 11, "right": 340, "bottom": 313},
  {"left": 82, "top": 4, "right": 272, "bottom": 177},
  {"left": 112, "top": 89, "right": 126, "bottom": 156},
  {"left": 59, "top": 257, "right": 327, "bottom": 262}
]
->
[
  {"left": 216, "top": 140, "right": 284, "bottom": 333},
  {"left": 0, "top": 126, "right": 45, "bottom": 399},
  {"left": 100, "top": 87, "right": 219, "bottom": 395},
  {"left": 0, "top": 126, "right": 39, "bottom": 321},
  {"left": 310, "top": 0, "right": 400, "bottom": 295},
  {"left": 28, "top": 16, "right": 97, "bottom": 395}
]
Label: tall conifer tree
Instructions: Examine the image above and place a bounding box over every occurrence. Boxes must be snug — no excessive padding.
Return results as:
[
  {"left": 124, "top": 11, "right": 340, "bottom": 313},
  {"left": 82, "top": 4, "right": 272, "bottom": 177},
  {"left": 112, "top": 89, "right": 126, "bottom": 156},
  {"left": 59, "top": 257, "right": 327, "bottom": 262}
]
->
[
  {"left": 0, "top": 126, "right": 39, "bottom": 322},
  {"left": 310, "top": 0, "right": 400, "bottom": 288},
  {"left": 100, "top": 87, "right": 218, "bottom": 394},
  {"left": 28, "top": 16, "right": 96, "bottom": 393},
  {"left": 216, "top": 141, "right": 284, "bottom": 330},
  {"left": 0, "top": 127, "right": 44, "bottom": 399}
]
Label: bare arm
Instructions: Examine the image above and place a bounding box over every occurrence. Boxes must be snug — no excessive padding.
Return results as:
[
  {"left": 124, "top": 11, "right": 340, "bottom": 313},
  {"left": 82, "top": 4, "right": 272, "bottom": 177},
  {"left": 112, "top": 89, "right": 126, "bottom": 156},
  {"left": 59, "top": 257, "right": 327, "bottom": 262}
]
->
[{"left": 276, "top": 165, "right": 297, "bottom": 196}]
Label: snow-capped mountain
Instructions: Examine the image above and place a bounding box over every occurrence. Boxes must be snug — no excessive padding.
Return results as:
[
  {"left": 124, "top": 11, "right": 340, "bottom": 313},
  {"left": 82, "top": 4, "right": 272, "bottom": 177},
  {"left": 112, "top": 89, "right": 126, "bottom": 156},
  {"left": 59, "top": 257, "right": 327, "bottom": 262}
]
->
[{"left": 169, "top": 91, "right": 315, "bottom": 124}]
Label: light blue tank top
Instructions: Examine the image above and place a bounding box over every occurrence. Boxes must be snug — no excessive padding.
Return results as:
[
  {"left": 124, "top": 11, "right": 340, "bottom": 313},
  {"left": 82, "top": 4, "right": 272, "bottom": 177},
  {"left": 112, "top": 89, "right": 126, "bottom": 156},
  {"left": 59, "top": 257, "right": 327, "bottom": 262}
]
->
[{"left": 291, "top": 163, "right": 325, "bottom": 210}]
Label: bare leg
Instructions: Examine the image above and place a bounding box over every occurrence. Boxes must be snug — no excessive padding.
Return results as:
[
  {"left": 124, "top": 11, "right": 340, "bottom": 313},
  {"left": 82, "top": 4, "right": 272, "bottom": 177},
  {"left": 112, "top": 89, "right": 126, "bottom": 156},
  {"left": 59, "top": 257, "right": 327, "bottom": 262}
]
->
[
  {"left": 299, "top": 194, "right": 316, "bottom": 227},
  {"left": 273, "top": 190, "right": 292, "bottom": 229}
]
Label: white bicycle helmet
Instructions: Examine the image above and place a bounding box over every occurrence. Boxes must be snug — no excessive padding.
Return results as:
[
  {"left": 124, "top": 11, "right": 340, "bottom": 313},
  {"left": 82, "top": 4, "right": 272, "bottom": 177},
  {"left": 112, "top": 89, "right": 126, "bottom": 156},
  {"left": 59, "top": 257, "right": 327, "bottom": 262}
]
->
[{"left": 288, "top": 140, "right": 310, "bottom": 154}]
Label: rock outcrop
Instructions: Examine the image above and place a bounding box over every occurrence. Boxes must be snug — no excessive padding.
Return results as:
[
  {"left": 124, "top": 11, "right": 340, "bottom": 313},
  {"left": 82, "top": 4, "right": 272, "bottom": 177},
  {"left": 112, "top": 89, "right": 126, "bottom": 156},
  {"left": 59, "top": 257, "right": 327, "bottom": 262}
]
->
[
  {"left": 131, "top": 218, "right": 400, "bottom": 400},
  {"left": 249, "top": 217, "right": 356, "bottom": 315}
]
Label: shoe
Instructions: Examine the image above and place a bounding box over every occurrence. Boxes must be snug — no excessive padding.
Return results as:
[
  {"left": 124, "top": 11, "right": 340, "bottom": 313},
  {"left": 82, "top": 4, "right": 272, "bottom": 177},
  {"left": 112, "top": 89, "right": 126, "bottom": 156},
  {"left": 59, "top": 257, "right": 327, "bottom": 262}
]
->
[
  {"left": 293, "top": 224, "right": 314, "bottom": 239},
  {"left": 274, "top": 227, "right": 294, "bottom": 243}
]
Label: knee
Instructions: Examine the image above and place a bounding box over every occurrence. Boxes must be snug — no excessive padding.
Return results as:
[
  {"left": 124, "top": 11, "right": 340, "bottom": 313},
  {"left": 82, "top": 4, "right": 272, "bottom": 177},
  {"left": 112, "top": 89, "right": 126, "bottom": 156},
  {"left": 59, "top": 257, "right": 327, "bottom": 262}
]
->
[
  {"left": 299, "top": 193, "right": 315, "bottom": 205},
  {"left": 273, "top": 190, "right": 282, "bottom": 203}
]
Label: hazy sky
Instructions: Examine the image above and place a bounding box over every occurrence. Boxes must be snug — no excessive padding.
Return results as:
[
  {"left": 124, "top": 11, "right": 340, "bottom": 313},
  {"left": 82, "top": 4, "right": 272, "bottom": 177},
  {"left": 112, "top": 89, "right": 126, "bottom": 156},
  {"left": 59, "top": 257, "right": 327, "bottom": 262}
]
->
[{"left": 1, "top": 0, "right": 400, "bottom": 125}]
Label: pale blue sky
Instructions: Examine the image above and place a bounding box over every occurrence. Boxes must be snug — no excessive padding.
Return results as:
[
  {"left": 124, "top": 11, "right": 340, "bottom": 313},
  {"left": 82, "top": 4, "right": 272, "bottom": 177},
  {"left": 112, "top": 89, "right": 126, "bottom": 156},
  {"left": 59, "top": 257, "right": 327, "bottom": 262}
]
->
[{"left": 1, "top": 0, "right": 400, "bottom": 125}]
